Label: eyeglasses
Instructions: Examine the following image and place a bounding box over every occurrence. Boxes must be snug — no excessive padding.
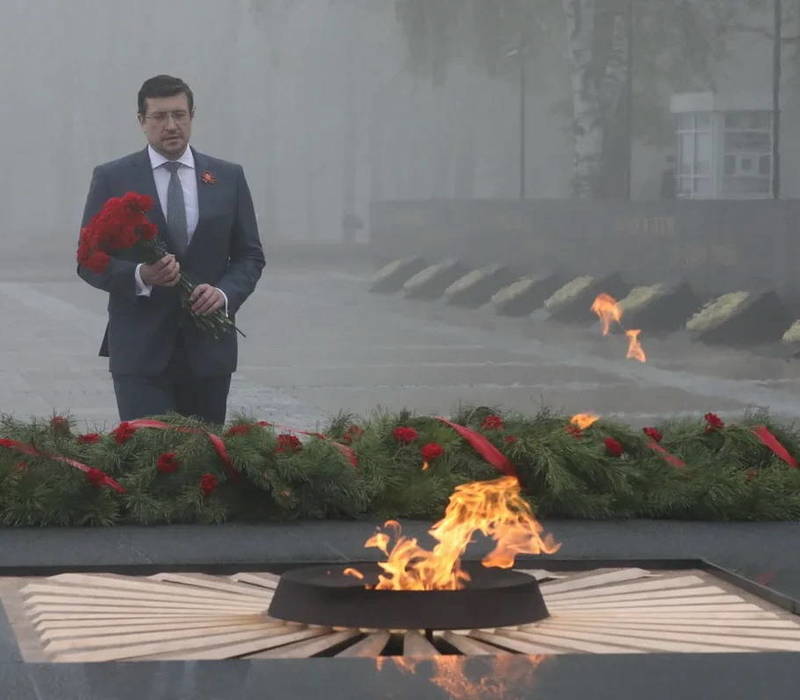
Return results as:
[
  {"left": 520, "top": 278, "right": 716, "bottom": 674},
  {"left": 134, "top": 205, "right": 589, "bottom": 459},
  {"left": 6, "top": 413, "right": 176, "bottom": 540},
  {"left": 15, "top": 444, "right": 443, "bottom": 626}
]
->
[{"left": 143, "top": 110, "right": 191, "bottom": 124}]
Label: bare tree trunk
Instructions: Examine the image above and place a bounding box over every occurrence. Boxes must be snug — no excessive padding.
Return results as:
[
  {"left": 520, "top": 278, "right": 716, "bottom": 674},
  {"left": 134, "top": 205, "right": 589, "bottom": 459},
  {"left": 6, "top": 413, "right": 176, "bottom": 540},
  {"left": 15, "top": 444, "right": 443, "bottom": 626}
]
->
[
  {"left": 562, "top": 0, "right": 631, "bottom": 198},
  {"left": 597, "top": 5, "right": 630, "bottom": 197},
  {"left": 563, "top": 0, "right": 604, "bottom": 198}
]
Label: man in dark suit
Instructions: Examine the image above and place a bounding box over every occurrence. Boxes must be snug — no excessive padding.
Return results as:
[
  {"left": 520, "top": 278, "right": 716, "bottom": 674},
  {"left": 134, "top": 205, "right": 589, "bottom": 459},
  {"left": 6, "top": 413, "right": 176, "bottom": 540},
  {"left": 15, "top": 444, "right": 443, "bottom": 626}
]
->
[{"left": 78, "top": 75, "right": 265, "bottom": 425}]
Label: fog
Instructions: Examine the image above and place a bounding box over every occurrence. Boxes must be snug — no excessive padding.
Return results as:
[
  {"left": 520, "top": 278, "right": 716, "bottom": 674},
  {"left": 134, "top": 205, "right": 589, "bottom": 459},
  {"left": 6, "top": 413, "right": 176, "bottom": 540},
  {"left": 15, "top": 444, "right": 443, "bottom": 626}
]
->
[
  {"left": 4, "top": 0, "right": 800, "bottom": 426},
  {"left": 1, "top": 1, "right": 791, "bottom": 254}
]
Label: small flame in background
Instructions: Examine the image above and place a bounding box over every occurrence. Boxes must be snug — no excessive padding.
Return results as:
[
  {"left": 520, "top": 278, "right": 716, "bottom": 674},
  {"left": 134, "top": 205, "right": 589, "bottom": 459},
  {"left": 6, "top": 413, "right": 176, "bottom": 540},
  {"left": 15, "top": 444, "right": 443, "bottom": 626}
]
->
[
  {"left": 569, "top": 413, "right": 600, "bottom": 430},
  {"left": 590, "top": 293, "right": 622, "bottom": 336},
  {"left": 355, "top": 476, "right": 559, "bottom": 591},
  {"left": 625, "top": 329, "right": 647, "bottom": 363},
  {"left": 591, "top": 293, "right": 646, "bottom": 363}
]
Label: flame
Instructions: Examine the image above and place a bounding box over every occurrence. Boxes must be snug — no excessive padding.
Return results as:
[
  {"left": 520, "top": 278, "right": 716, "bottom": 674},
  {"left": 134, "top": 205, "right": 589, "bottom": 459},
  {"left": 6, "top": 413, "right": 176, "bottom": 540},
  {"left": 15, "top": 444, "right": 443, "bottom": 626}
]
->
[
  {"left": 379, "top": 654, "right": 549, "bottom": 700},
  {"left": 342, "top": 567, "right": 364, "bottom": 580},
  {"left": 421, "top": 461, "right": 430, "bottom": 471},
  {"left": 429, "top": 654, "right": 549, "bottom": 700},
  {"left": 591, "top": 293, "right": 622, "bottom": 335},
  {"left": 364, "top": 477, "right": 559, "bottom": 591},
  {"left": 569, "top": 413, "right": 599, "bottom": 430},
  {"left": 625, "top": 329, "right": 647, "bottom": 363}
]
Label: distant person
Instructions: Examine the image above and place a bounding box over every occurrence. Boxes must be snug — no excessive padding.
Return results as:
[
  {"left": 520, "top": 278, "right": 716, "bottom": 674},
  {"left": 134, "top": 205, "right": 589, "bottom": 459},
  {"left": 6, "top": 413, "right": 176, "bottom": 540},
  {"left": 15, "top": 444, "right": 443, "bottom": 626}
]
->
[
  {"left": 77, "top": 74, "right": 265, "bottom": 424},
  {"left": 660, "top": 155, "right": 676, "bottom": 199}
]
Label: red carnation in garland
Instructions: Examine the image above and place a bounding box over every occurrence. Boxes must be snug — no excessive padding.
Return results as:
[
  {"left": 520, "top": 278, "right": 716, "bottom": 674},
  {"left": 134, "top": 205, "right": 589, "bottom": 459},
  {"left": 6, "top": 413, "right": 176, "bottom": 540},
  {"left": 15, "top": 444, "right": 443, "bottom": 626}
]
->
[
  {"left": 566, "top": 425, "right": 583, "bottom": 438},
  {"left": 111, "top": 422, "right": 137, "bottom": 444},
  {"left": 85, "top": 468, "right": 106, "bottom": 487},
  {"left": 199, "top": 473, "right": 219, "bottom": 496},
  {"left": 704, "top": 413, "right": 725, "bottom": 432},
  {"left": 392, "top": 426, "right": 419, "bottom": 443},
  {"left": 481, "top": 415, "right": 504, "bottom": 430},
  {"left": 50, "top": 416, "right": 71, "bottom": 436},
  {"left": 504, "top": 435, "right": 519, "bottom": 445},
  {"left": 642, "top": 427, "right": 663, "bottom": 443},
  {"left": 275, "top": 433, "right": 303, "bottom": 453},
  {"left": 77, "top": 433, "right": 102, "bottom": 444},
  {"left": 340, "top": 425, "right": 365, "bottom": 445},
  {"left": 225, "top": 424, "right": 252, "bottom": 438},
  {"left": 156, "top": 452, "right": 180, "bottom": 474},
  {"left": 420, "top": 442, "right": 445, "bottom": 461},
  {"left": 604, "top": 437, "right": 624, "bottom": 457}
]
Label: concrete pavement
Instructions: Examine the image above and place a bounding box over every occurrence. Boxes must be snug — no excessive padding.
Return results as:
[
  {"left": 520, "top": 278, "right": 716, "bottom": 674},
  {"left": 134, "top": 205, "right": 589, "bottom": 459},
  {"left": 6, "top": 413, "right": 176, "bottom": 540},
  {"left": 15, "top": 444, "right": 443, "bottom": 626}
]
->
[{"left": 3, "top": 255, "right": 800, "bottom": 430}]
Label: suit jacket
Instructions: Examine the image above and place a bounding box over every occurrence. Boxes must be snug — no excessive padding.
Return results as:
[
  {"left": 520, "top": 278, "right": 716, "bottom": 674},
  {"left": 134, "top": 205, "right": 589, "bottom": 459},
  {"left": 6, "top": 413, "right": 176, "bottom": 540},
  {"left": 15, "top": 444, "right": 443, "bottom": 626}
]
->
[{"left": 77, "top": 147, "right": 265, "bottom": 377}]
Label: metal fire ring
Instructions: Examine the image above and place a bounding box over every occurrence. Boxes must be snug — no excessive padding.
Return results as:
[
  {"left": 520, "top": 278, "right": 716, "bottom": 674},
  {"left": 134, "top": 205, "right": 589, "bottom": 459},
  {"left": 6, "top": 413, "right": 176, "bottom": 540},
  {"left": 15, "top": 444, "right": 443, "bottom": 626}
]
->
[{"left": 267, "top": 562, "right": 549, "bottom": 630}]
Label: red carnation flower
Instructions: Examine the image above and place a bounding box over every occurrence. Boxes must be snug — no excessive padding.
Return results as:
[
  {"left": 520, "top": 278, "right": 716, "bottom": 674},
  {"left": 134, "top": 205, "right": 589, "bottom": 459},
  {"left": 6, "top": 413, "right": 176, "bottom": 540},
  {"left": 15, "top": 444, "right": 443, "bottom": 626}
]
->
[
  {"left": 392, "top": 426, "right": 419, "bottom": 443},
  {"left": 275, "top": 433, "right": 303, "bottom": 453},
  {"left": 85, "top": 468, "right": 106, "bottom": 487},
  {"left": 156, "top": 452, "right": 180, "bottom": 474},
  {"left": 224, "top": 424, "right": 252, "bottom": 438},
  {"left": 340, "top": 425, "right": 365, "bottom": 444},
  {"left": 604, "top": 437, "right": 624, "bottom": 457},
  {"left": 704, "top": 413, "right": 725, "bottom": 432},
  {"left": 77, "top": 433, "right": 102, "bottom": 444},
  {"left": 420, "top": 442, "right": 445, "bottom": 461},
  {"left": 481, "top": 415, "right": 504, "bottom": 430},
  {"left": 566, "top": 425, "right": 583, "bottom": 438},
  {"left": 121, "top": 192, "right": 153, "bottom": 213},
  {"left": 137, "top": 221, "right": 158, "bottom": 241},
  {"left": 112, "top": 422, "right": 137, "bottom": 444},
  {"left": 200, "top": 473, "right": 218, "bottom": 496},
  {"left": 50, "top": 416, "right": 71, "bottom": 436},
  {"left": 642, "top": 427, "right": 663, "bottom": 443},
  {"left": 504, "top": 436, "right": 519, "bottom": 445},
  {"left": 84, "top": 250, "right": 111, "bottom": 273}
]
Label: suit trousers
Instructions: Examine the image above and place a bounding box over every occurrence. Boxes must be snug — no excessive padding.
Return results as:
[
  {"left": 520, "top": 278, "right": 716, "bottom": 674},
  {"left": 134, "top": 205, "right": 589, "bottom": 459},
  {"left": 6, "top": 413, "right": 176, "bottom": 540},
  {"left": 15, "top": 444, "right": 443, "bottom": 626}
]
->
[{"left": 112, "top": 339, "right": 231, "bottom": 425}]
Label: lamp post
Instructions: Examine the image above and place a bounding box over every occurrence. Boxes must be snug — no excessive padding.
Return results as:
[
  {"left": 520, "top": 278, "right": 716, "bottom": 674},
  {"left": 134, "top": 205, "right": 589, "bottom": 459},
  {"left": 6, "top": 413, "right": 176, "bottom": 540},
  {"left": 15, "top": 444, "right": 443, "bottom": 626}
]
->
[
  {"left": 506, "top": 42, "right": 528, "bottom": 199},
  {"left": 772, "top": 0, "right": 782, "bottom": 199}
]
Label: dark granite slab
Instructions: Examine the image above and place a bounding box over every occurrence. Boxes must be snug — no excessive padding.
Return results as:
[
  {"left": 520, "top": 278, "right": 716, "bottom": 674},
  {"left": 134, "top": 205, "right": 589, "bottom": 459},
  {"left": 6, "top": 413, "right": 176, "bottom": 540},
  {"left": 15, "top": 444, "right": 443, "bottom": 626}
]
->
[
  {"left": 2, "top": 520, "right": 800, "bottom": 697},
  {"left": 7, "top": 653, "right": 800, "bottom": 700}
]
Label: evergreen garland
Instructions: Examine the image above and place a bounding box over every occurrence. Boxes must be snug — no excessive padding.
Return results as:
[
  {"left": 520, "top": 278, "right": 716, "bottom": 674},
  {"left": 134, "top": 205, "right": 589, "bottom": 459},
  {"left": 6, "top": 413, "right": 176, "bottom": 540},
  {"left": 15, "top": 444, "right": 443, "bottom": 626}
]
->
[{"left": 2, "top": 407, "right": 800, "bottom": 527}]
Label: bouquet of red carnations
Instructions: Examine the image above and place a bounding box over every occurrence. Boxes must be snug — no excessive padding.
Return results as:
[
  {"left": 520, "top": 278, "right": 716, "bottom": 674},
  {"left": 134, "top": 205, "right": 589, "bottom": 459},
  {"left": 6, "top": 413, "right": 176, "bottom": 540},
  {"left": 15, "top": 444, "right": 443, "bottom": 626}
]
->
[{"left": 77, "top": 192, "right": 238, "bottom": 340}]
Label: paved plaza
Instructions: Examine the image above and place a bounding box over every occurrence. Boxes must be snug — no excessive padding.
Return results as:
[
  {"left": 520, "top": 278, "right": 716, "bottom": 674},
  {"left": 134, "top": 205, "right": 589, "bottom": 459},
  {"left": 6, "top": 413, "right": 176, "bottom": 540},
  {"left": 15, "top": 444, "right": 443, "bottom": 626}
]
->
[
  {"left": 2, "top": 251, "right": 800, "bottom": 431},
  {"left": 3, "top": 250, "right": 800, "bottom": 697}
]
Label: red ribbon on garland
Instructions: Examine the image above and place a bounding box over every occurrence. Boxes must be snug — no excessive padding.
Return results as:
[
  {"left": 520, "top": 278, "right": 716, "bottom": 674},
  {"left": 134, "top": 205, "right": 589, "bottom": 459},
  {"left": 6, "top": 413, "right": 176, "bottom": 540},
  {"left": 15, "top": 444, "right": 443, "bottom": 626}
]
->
[
  {"left": 256, "top": 422, "right": 358, "bottom": 467},
  {"left": 0, "top": 438, "right": 125, "bottom": 492},
  {"left": 752, "top": 425, "right": 798, "bottom": 468},
  {"left": 126, "top": 419, "right": 242, "bottom": 482},
  {"left": 645, "top": 440, "right": 686, "bottom": 469},
  {"left": 435, "top": 417, "right": 517, "bottom": 478}
]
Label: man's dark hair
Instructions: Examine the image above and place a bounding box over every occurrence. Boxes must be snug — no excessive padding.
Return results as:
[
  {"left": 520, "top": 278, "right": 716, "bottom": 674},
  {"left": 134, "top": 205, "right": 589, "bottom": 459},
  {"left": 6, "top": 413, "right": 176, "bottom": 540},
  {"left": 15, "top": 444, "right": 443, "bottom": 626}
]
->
[{"left": 138, "top": 75, "right": 194, "bottom": 115}]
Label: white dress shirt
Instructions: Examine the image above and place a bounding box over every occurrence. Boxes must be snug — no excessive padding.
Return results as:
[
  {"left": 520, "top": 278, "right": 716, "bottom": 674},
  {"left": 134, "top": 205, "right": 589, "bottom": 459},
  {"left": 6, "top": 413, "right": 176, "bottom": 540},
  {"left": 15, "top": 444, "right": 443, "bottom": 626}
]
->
[{"left": 135, "top": 145, "right": 227, "bottom": 313}]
